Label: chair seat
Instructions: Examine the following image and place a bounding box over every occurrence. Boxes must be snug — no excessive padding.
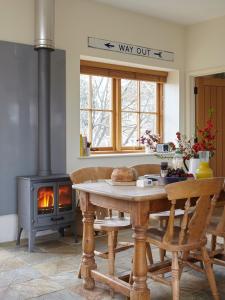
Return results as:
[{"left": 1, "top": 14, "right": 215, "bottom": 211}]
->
[
  {"left": 94, "top": 216, "right": 131, "bottom": 231},
  {"left": 151, "top": 208, "right": 194, "bottom": 222},
  {"left": 151, "top": 209, "right": 185, "bottom": 220},
  {"left": 147, "top": 226, "right": 206, "bottom": 251}
]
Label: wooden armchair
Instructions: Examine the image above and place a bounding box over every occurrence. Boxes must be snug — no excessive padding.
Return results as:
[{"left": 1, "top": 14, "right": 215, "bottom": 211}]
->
[
  {"left": 131, "top": 163, "right": 190, "bottom": 262},
  {"left": 146, "top": 178, "right": 223, "bottom": 300},
  {"left": 206, "top": 200, "right": 225, "bottom": 266},
  {"left": 70, "top": 167, "right": 133, "bottom": 281}
]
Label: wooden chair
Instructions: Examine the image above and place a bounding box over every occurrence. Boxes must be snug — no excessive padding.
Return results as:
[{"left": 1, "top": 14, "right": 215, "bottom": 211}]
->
[
  {"left": 131, "top": 163, "right": 190, "bottom": 262},
  {"left": 130, "top": 163, "right": 161, "bottom": 176},
  {"left": 70, "top": 167, "right": 133, "bottom": 281},
  {"left": 206, "top": 202, "right": 225, "bottom": 267},
  {"left": 146, "top": 178, "right": 223, "bottom": 300}
]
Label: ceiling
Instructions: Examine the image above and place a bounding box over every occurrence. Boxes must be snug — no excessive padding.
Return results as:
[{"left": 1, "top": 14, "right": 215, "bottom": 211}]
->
[{"left": 94, "top": 0, "right": 225, "bottom": 25}]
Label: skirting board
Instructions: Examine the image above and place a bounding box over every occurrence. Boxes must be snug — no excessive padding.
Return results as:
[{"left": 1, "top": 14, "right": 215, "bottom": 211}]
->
[
  {"left": 0, "top": 214, "right": 18, "bottom": 243},
  {"left": 0, "top": 214, "right": 57, "bottom": 243}
]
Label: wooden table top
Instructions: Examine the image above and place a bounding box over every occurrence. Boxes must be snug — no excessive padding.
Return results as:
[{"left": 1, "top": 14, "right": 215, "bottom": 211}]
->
[{"left": 73, "top": 181, "right": 167, "bottom": 202}]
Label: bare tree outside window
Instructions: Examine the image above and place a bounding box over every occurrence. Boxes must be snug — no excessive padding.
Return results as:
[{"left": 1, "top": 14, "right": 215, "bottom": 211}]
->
[
  {"left": 80, "top": 75, "right": 112, "bottom": 147},
  {"left": 121, "top": 79, "right": 157, "bottom": 147},
  {"left": 80, "top": 73, "right": 160, "bottom": 152}
]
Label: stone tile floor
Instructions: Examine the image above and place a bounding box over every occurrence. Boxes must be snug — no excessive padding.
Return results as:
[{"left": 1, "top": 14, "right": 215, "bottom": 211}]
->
[{"left": 0, "top": 230, "right": 225, "bottom": 299}]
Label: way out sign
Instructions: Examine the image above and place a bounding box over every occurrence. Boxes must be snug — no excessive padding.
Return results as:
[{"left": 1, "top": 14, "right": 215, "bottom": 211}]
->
[{"left": 88, "top": 37, "right": 174, "bottom": 62}]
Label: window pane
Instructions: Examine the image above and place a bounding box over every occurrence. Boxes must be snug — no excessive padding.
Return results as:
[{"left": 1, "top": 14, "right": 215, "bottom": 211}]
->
[
  {"left": 140, "top": 81, "right": 157, "bottom": 112},
  {"left": 92, "top": 76, "right": 112, "bottom": 110},
  {"left": 122, "top": 112, "right": 138, "bottom": 146},
  {"left": 80, "top": 110, "right": 89, "bottom": 138},
  {"left": 140, "top": 114, "right": 157, "bottom": 136},
  {"left": 92, "top": 111, "right": 112, "bottom": 147},
  {"left": 80, "top": 74, "right": 89, "bottom": 109},
  {"left": 121, "top": 79, "right": 138, "bottom": 111}
]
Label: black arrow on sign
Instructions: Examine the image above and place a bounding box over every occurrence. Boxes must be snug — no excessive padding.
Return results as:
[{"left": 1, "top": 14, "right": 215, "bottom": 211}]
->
[
  {"left": 154, "top": 51, "right": 162, "bottom": 58},
  {"left": 104, "top": 42, "right": 115, "bottom": 48}
]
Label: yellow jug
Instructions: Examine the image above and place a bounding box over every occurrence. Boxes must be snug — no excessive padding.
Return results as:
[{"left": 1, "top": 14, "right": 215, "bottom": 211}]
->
[{"left": 196, "top": 161, "right": 213, "bottom": 179}]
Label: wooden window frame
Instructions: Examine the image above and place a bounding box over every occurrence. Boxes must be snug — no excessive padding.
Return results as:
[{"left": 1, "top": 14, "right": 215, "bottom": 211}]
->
[
  {"left": 80, "top": 76, "right": 114, "bottom": 151},
  {"left": 80, "top": 60, "right": 166, "bottom": 154}
]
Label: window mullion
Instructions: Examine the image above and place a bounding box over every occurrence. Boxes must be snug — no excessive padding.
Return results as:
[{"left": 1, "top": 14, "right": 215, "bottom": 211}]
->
[
  {"left": 88, "top": 76, "right": 92, "bottom": 143},
  {"left": 112, "top": 78, "right": 117, "bottom": 151},
  {"left": 137, "top": 81, "right": 141, "bottom": 146},
  {"left": 116, "top": 79, "right": 122, "bottom": 151},
  {"left": 158, "top": 83, "right": 163, "bottom": 142}
]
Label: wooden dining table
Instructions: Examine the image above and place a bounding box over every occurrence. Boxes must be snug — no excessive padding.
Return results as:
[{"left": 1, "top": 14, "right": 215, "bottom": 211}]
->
[{"left": 73, "top": 181, "right": 172, "bottom": 300}]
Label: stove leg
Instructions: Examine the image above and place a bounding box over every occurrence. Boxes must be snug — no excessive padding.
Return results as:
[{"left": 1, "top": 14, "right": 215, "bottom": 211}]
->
[
  {"left": 16, "top": 227, "right": 23, "bottom": 246},
  {"left": 59, "top": 227, "right": 65, "bottom": 237},
  {"left": 28, "top": 230, "right": 36, "bottom": 252},
  {"left": 71, "top": 223, "right": 78, "bottom": 243}
]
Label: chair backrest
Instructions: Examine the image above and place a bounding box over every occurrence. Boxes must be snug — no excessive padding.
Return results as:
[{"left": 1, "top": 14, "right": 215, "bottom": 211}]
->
[
  {"left": 164, "top": 178, "right": 224, "bottom": 247},
  {"left": 70, "top": 167, "right": 114, "bottom": 219},
  {"left": 70, "top": 167, "right": 113, "bottom": 184},
  {"left": 131, "top": 164, "right": 160, "bottom": 177}
]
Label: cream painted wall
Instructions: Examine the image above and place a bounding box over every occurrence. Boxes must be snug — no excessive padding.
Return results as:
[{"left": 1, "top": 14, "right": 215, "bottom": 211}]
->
[
  {"left": 0, "top": 0, "right": 34, "bottom": 44},
  {"left": 0, "top": 0, "right": 185, "bottom": 242},
  {"left": 54, "top": 0, "right": 185, "bottom": 173},
  {"left": 164, "top": 71, "right": 180, "bottom": 142},
  {"left": 186, "top": 15, "right": 225, "bottom": 73},
  {"left": 0, "top": 0, "right": 185, "bottom": 171},
  {"left": 185, "top": 15, "right": 225, "bottom": 137}
]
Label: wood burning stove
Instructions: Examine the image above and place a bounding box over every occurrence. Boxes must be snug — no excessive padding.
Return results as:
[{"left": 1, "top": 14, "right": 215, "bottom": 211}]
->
[
  {"left": 17, "top": 0, "right": 77, "bottom": 251},
  {"left": 17, "top": 175, "right": 76, "bottom": 252}
]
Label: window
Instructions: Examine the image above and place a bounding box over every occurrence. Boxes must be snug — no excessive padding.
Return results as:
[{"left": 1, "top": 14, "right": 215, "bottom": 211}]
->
[
  {"left": 80, "top": 61, "right": 167, "bottom": 153},
  {"left": 80, "top": 75, "right": 113, "bottom": 148}
]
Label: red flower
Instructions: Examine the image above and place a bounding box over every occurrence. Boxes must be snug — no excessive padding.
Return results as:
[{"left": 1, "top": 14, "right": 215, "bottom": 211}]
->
[{"left": 176, "top": 132, "right": 181, "bottom": 140}]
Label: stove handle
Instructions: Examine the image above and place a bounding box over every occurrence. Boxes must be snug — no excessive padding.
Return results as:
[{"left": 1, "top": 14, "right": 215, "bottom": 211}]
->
[{"left": 51, "top": 216, "right": 64, "bottom": 221}]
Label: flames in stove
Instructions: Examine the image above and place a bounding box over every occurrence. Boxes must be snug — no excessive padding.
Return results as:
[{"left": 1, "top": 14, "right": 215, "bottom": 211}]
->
[
  {"left": 59, "top": 186, "right": 72, "bottom": 208},
  {"left": 37, "top": 185, "right": 72, "bottom": 215},
  {"left": 38, "top": 187, "right": 54, "bottom": 214}
]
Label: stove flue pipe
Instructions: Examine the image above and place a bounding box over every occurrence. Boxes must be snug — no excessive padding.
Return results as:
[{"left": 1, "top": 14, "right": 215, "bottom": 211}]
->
[{"left": 34, "top": 0, "right": 55, "bottom": 176}]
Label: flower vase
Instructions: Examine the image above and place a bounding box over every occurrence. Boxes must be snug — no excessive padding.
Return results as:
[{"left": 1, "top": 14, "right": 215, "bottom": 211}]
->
[
  {"left": 199, "top": 151, "right": 210, "bottom": 162},
  {"left": 172, "top": 151, "right": 183, "bottom": 169},
  {"left": 189, "top": 158, "right": 200, "bottom": 176},
  {"left": 196, "top": 161, "right": 213, "bottom": 179},
  {"left": 145, "top": 145, "right": 154, "bottom": 153},
  {"left": 86, "top": 147, "right": 91, "bottom": 156}
]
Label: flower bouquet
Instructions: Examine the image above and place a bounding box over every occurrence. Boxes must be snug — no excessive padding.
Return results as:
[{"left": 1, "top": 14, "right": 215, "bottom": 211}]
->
[
  {"left": 137, "top": 130, "right": 160, "bottom": 153},
  {"left": 175, "top": 109, "right": 216, "bottom": 172}
]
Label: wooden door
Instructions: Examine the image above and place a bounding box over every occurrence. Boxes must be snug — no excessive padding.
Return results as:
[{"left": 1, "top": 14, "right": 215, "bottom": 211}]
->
[{"left": 195, "top": 77, "right": 225, "bottom": 176}]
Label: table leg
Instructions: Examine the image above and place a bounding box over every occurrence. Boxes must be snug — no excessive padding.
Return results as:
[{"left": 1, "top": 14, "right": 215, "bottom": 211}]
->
[
  {"left": 79, "top": 192, "right": 97, "bottom": 290},
  {"left": 130, "top": 203, "right": 150, "bottom": 300}
]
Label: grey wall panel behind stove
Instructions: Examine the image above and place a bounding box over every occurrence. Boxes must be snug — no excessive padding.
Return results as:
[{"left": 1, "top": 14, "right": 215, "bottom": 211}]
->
[{"left": 0, "top": 41, "right": 66, "bottom": 216}]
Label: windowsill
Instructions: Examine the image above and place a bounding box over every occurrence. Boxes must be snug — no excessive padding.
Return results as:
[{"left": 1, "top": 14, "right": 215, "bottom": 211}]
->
[{"left": 78, "top": 152, "right": 174, "bottom": 159}]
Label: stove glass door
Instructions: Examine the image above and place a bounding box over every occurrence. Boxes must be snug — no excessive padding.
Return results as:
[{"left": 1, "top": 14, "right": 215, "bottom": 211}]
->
[
  {"left": 37, "top": 186, "right": 55, "bottom": 215},
  {"left": 58, "top": 183, "right": 72, "bottom": 212}
]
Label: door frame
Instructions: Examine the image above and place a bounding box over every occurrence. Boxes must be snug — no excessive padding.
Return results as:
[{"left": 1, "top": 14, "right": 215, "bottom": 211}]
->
[{"left": 186, "top": 66, "right": 225, "bottom": 138}]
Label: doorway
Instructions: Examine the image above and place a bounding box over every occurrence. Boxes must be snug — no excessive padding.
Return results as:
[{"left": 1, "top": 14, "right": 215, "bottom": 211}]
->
[{"left": 195, "top": 75, "right": 225, "bottom": 176}]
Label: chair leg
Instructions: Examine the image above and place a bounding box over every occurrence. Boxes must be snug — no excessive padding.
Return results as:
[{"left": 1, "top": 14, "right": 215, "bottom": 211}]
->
[
  {"left": 78, "top": 263, "right": 82, "bottom": 279},
  {"left": 146, "top": 242, "right": 153, "bottom": 265},
  {"left": 160, "top": 249, "right": 166, "bottom": 262},
  {"left": 179, "top": 251, "right": 189, "bottom": 279},
  {"left": 129, "top": 258, "right": 134, "bottom": 285},
  {"left": 113, "top": 231, "right": 118, "bottom": 259},
  {"left": 211, "top": 235, "right": 217, "bottom": 252},
  {"left": 108, "top": 231, "right": 117, "bottom": 275},
  {"left": 201, "top": 247, "right": 220, "bottom": 300},
  {"left": 159, "top": 219, "right": 167, "bottom": 262},
  {"left": 171, "top": 252, "right": 180, "bottom": 300},
  {"left": 108, "top": 231, "right": 116, "bottom": 297}
]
